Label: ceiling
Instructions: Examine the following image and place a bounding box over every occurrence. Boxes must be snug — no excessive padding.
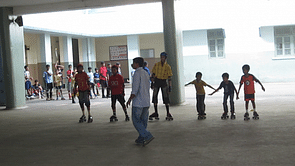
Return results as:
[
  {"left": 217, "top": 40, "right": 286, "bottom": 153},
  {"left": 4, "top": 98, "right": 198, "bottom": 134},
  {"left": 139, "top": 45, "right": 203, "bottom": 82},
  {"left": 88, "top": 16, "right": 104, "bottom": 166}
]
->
[{"left": 0, "top": 0, "right": 161, "bottom": 15}]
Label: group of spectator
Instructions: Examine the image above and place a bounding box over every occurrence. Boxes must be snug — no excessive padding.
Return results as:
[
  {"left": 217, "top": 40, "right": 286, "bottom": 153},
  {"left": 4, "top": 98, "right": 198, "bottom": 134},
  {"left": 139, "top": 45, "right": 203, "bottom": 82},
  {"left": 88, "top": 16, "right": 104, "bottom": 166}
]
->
[{"left": 24, "top": 61, "right": 122, "bottom": 102}]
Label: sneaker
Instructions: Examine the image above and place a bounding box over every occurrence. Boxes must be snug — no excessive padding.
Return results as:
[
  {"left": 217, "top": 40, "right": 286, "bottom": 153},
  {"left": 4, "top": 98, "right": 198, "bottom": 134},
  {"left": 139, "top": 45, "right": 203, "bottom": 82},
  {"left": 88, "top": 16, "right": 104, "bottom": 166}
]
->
[
  {"left": 46, "top": 98, "right": 50, "bottom": 101},
  {"left": 56, "top": 97, "right": 58, "bottom": 100},
  {"left": 143, "top": 137, "right": 155, "bottom": 147},
  {"left": 61, "top": 97, "right": 65, "bottom": 100}
]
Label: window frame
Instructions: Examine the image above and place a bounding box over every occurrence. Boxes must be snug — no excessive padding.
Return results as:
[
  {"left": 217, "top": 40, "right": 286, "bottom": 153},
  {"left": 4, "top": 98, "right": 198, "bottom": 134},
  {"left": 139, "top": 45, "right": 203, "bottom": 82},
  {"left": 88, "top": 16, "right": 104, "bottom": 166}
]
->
[
  {"left": 207, "top": 29, "right": 225, "bottom": 59},
  {"left": 274, "top": 26, "right": 295, "bottom": 58}
]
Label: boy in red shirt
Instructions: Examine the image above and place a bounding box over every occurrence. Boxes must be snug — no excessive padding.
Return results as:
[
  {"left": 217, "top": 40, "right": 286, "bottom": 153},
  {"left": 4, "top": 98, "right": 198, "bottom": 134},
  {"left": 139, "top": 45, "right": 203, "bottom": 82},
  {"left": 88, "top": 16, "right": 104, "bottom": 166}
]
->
[
  {"left": 237, "top": 64, "right": 265, "bottom": 120},
  {"left": 108, "top": 65, "right": 129, "bottom": 122},
  {"left": 74, "top": 64, "right": 93, "bottom": 123}
]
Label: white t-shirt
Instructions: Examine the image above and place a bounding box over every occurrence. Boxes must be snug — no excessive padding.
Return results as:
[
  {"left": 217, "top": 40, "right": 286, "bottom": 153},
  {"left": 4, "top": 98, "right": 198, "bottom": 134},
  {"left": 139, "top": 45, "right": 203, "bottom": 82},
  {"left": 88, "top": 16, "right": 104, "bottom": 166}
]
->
[
  {"left": 24, "top": 71, "right": 30, "bottom": 81},
  {"left": 87, "top": 72, "right": 94, "bottom": 83}
]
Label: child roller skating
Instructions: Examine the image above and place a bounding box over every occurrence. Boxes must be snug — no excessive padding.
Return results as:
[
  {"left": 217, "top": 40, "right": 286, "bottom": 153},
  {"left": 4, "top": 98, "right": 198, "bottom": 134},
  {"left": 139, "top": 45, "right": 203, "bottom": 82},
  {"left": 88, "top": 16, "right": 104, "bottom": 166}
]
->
[
  {"left": 237, "top": 64, "right": 265, "bottom": 121},
  {"left": 150, "top": 52, "right": 173, "bottom": 121},
  {"left": 108, "top": 65, "right": 130, "bottom": 122},
  {"left": 75, "top": 64, "right": 93, "bottom": 123},
  {"left": 209, "top": 73, "right": 239, "bottom": 120},
  {"left": 186, "top": 72, "right": 215, "bottom": 120}
]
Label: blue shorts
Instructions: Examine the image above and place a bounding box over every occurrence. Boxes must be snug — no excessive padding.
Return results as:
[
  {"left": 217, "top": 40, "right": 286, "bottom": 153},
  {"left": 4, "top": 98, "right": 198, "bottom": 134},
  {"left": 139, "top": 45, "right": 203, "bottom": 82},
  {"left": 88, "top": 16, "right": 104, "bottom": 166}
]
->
[{"left": 25, "top": 81, "right": 31, "bottom": 90}]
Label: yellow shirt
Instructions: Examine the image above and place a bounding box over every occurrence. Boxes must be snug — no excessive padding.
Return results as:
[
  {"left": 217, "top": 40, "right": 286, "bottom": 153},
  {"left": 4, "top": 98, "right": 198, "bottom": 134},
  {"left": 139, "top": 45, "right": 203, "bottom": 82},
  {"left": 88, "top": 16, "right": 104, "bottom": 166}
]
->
[
  {"left": 190, "top": 79, "right": 208, "bottom": 95},
  {"left": 152, "top": 61, "right": 173, "bottom": 80},
  {"left": 54, "top": 74, "right": 62, "bottom": 86}
]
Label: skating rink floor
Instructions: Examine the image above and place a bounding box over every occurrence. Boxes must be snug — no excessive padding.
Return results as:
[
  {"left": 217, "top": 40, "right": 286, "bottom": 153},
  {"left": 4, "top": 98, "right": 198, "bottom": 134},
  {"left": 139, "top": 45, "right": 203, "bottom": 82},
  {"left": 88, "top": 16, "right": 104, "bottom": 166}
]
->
[{"left": 1, "top": 82, "right": 295, "bottom": 166}]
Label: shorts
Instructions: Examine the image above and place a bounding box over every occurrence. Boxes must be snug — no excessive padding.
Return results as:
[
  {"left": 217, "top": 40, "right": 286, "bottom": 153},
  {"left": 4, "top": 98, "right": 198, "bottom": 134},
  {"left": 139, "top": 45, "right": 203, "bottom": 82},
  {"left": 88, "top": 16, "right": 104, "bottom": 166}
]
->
[
  {"left": 100, "top": 80, "right": 107, "bottom": 88},
  {"left": 111, "top": 94, "right": 125, "bottom": 109},
  {"left": 244, "top": 94, "right": 255, "bottom": 101},
  {"left": 55, "top": 86, "right": 62, "bottom": 89},
  {"left": 78, "top": 90, "right": 90, "bottom": 107},
  {"left": 152, "top": 78, "right": 170, "bottom": 104},
  {"left": 67, "top": 82, "right": 71, "bottom": 91},
  {"left": 45, "top": 83, "right": 53, "bottom": 91},
  {"left": 25, "top": 81, "right": 31, "bottom": 90}
]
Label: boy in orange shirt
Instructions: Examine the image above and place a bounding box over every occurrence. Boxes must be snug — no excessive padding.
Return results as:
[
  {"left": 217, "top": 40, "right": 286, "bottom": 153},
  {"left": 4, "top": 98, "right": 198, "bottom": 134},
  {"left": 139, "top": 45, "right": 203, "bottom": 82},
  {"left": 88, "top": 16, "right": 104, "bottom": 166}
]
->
[
  {"left": 74, "top": 64, "right": 93, "bottom": 123},
  {"left": 237, "top": 64, "right": 265, "bottom": 120}
]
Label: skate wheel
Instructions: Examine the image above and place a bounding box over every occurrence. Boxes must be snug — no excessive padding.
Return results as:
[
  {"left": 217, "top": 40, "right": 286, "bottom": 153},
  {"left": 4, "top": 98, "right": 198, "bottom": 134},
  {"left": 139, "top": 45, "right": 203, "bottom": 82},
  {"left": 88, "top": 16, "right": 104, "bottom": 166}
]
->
[
  {"left": 155, "top": 117, "right": 159, "bottom": 120},
  {"left": 115, "top": 119, "right": 118, "bottom": 121}
]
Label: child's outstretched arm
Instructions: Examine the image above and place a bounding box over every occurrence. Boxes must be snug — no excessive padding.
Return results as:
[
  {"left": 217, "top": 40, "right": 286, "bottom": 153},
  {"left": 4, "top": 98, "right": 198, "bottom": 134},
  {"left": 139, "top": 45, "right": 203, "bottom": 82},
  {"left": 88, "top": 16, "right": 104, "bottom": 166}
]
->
[
  {"left": 207, "top": 84, "right": 216, "bottom": 91},
  {"left": 256, "top": 79, "right": 265, "bottom": 92},
  {"left": 185, "top": 81, "right": 192, "bottom": 86},
  {"left": 234, "top": 86, "right": 239, "bottom": 100},
  {"left": 237, "top": 83, "right": 242, "bottom": 97},
  {"left": 209, "top": 88, "right": 220, "bottom": 95}
]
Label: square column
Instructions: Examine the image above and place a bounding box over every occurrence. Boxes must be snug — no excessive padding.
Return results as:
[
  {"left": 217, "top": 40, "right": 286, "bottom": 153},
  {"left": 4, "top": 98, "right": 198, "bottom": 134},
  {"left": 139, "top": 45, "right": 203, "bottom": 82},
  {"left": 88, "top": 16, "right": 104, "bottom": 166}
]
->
[
  {"left": 162, "top": 0, "right": 185, "bottom": 105},
  {"left": 80, "top": 38, "right": 96, "bottom": 70},
  {"left": 0, "top": 8, "right": 26, "bottom": 108},
  {"left": 127, "top": 35, "right": 140, "bottom": 82},
  {"left": 39, "top": 33, "right": 52, "bottom": 87}
]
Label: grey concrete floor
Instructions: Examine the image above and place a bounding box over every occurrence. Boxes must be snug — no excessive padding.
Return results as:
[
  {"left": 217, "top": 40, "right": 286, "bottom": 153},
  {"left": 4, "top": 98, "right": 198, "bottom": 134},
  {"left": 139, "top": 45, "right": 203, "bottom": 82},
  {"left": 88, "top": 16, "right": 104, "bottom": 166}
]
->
[{"left": 0, "top": 82, "right": 295, "bottom": 166}]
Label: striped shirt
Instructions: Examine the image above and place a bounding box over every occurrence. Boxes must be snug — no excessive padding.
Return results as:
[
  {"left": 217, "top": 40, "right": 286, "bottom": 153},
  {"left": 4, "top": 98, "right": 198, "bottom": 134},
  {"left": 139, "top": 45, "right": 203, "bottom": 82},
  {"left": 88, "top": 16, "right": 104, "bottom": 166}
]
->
[
  {"left": 131, "top": 67, "right": 150, "bottom": 107},
  {"left": 152, "top": 61, "right": 173, "bottom": 80}
]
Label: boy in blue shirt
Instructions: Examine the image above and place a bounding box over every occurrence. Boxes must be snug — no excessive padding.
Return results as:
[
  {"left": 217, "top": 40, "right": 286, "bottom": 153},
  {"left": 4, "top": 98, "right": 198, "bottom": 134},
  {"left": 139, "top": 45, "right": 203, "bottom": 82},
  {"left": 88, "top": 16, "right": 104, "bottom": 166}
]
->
[{"left": 209, "top": 73, "right": 239, "bottom": 119}]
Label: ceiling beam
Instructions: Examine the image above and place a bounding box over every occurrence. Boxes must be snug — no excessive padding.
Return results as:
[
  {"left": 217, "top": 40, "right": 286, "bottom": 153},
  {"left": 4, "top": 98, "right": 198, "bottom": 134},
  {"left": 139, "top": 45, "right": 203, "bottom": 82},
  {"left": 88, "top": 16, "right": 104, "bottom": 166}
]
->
[{"left": 12, "top": 0, "right": 161, "bottom": 15}]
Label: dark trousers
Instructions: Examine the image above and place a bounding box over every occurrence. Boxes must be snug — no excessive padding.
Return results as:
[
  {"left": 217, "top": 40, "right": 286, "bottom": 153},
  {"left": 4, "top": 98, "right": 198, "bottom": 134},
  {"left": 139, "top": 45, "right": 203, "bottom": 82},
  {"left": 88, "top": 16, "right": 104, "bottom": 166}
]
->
[
  {"left": 45, "top": 83, "right": 53, "bottom": 99},
  {"left": 223, "top": 93, "right": 235, "bottom": 114},
  {"left": 196, "top": 94, "right": 205, "bottom": 115}
]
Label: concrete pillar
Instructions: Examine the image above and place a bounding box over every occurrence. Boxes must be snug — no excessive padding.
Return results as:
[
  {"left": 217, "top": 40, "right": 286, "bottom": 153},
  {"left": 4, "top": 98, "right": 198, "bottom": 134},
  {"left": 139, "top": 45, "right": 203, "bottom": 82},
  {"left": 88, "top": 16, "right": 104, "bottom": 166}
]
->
[
  {"left": 162, "top": 0, "right": 185, "bottom": 105},
  {"left": 0, "top": 8, "right": 26, "bottom": 109},
  {"left": 127, "top": 35, "right": 140, "bottom": 83},
  {"left": 80, "top": 38, "right": 96, "bottom": 70},
  {"left": 60, "top": 36, "right": 73, "bottom": 90},
  {"left": 39, "top": 33, "right": 52, "bottom": 87}
]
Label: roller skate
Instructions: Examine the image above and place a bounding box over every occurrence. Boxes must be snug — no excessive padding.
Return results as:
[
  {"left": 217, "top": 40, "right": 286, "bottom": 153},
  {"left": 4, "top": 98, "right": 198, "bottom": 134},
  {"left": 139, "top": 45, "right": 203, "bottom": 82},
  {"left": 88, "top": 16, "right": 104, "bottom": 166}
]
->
[
  {"left": 125, "top": 115, "right": 130, "bottom": 121},
  {"left": 244, "top": 112, "right": 250, "bottom": 121},
  {"left": 165, "top": 113, "right": 173, "bottom": 121},
  {"left": 110, "top": 115, "right": 118, "bottom": 122},
  {"left": 221, "top": 112, "right": 229, "bottom": 120},
  {"left": 88, "top": 116, "right": 93, "bottom": 123},
  {"left": 230, "top": 112, "right": 236, "bottom": 119},
  {"left": 149, "top": 112, "right": 159, "bottom": 120},
  {"left": 252, "top": 111, "right": 259, "bottom": 120},
  {"left": 197, "top": 114, "right": 205, "bottom": 120},
  {"left": 79, "top": 115, "right": 86, "bottom": 123},
  {"left": 203, "top": 113, "right": 207, "bottom": 119}
]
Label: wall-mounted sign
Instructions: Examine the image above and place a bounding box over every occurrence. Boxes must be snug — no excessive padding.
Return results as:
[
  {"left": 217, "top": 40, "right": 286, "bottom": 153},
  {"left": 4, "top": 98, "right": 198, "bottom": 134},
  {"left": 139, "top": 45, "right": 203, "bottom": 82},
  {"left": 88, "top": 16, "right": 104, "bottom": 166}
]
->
[{"left": 109, "top": 45, "right": 128, "bottom": 61}]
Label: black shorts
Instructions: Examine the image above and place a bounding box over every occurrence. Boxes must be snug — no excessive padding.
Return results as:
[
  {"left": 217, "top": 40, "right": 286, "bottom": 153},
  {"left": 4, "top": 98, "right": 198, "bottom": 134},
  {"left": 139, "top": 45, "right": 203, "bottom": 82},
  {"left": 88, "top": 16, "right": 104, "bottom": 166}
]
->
[
  {"left": 45, "top": 83, "right": 53, "bottom": 90},
  {"left": 100, "top": 80, "right": 107, "bottom": 88},
  {"left": 244, "top": 94, "right": 255, "bottom": 101},
  {"left": 111, "top": 94, "right": 125, "bottom": 108},
  {"left": 152, "top": 78, "right": 170, "bottom": 104}
]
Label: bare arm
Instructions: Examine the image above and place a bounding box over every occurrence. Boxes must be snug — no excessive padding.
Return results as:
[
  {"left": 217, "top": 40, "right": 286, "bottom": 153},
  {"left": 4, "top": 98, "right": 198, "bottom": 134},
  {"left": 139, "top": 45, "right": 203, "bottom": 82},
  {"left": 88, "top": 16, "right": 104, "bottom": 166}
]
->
[
  {"left": 126, "top": 94, "right": 136, "bottom": 108},
  {"left": 209, "top": 87, "right": 220, "bottom": 95},
  {"left": 207, "top": 84, "right": 216, "bottom": 91},
  {"left": 256, "top": 79, "right": 265, "bottom": 92}
]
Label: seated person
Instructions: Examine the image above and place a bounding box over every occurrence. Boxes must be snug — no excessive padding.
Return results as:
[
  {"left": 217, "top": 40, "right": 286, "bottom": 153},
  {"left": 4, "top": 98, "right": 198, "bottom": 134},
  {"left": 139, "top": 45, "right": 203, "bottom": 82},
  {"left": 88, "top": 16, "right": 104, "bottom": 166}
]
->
[{"left": 32, "top": 80, "right": 44, "bottom": 98}]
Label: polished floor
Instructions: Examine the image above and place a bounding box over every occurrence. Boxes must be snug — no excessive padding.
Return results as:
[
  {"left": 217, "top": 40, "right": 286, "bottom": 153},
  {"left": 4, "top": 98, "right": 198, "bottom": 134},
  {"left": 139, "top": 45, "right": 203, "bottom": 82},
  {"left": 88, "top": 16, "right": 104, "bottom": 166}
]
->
[{"left": 1, "top": 82, "right": 294, "bottom": 166}]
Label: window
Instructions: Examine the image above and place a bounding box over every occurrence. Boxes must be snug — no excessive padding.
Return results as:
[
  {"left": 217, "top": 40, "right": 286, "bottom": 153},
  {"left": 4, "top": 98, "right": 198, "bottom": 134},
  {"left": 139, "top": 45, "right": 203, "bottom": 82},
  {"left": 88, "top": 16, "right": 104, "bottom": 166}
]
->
[
  {"left": 207, "top": 29, "right": 225, "bottom": 58},
  {"left": 140, "top": 49, "right": 154, "bottom": 58},
  {"left": 274, "top": 26, "right": 295, "bottom": 57}
]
